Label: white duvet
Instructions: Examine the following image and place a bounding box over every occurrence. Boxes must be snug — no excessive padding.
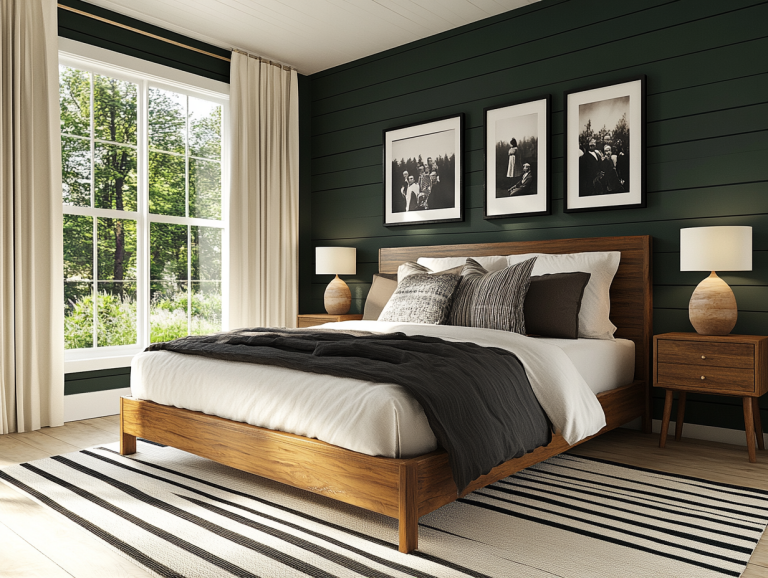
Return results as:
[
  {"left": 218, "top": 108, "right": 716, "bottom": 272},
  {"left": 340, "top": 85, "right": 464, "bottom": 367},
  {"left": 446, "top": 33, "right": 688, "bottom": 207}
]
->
[{"left": 131, "top": 321, "right": 606, "bottom": 458}]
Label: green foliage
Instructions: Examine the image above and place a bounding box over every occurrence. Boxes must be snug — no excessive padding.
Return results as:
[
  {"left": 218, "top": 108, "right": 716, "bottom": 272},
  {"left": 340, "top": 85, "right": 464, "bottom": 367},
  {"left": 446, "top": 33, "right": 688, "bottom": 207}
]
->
[
  {"left": 64, "top": 293, "right": 95, "bottom": 350},
  {"left": 93, "top": 75, "right": 136, "bottom": 144},
  {"left": 97, "top": 292, "right": 137, "bottom": 347},
  {"left": 64, "top": 290, "right": 222, "bottom": 349}
]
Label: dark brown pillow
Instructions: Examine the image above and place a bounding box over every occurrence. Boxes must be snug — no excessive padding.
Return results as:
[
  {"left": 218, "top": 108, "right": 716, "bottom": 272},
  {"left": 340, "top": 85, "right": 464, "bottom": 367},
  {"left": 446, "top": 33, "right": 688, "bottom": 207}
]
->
[
  {"left": 524, "top": 272, "right": 591, "bottom": 339},
  {"left": 362, "top": 274, "right": 398, "bottom": 320}
]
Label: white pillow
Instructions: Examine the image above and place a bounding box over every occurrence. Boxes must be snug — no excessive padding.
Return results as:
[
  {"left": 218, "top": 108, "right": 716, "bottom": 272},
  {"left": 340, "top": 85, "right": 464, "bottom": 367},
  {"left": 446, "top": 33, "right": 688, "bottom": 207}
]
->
[
  {"left": 506, "top": 251, "right": 621, "bottom": 340},
  {"left": 417, "top": 255, "right": 508, "bottom": 273}
]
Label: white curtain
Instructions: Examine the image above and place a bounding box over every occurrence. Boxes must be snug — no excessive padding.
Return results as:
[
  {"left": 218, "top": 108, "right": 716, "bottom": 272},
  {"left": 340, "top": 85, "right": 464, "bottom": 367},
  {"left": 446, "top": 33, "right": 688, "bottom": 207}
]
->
[
  {"left": 0, "top": 0, "right": 64, "bottom": 433},
  {"left": 229, "top": 52, "right": 299, "bottom": 329}
]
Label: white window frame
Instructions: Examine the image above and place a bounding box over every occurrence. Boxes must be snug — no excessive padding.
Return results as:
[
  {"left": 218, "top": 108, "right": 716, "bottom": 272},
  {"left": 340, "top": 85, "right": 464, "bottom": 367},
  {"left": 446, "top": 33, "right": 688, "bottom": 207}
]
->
[{"left": 60, "top": 38, "right": 230, "bottom": 374}]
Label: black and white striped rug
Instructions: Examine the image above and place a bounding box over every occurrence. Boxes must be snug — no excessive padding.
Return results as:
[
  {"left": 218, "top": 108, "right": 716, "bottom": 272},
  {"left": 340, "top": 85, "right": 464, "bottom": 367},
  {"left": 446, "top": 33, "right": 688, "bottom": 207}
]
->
[{"left": 1, "top": 441, "right": 766, "bottom": 578}]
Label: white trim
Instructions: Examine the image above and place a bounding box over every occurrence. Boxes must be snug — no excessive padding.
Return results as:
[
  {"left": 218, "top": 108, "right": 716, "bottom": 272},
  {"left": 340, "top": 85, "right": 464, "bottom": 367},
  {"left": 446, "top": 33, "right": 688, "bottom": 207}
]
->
[
  {"left": 63, "top": 388, "right": 131, "bottom": 422},
  {"left": 58, "top": 37, "right": 229, "bottom": 99},
  {"left": 65, "top": 355, "right": 134, "bottom": 374},
  {"left": 621, "top": 418, "right": 764, "bottom": 447}
]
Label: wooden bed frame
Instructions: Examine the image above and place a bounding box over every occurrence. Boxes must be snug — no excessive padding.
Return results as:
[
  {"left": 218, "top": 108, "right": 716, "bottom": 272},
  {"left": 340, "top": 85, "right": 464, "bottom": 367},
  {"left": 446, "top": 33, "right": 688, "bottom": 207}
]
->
[{"left": 120, "top": 235, "right": 652, "bottom": 553}]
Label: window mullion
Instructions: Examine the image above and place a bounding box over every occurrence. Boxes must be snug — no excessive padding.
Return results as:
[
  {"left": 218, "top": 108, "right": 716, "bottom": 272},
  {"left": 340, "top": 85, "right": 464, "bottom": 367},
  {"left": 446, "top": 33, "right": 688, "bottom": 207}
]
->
[
  {"left": 90, "top": 71, "right": 97, "bottom": 350},
  {"left": 138, "top": 78, "right": 150, "bottom": 348}
]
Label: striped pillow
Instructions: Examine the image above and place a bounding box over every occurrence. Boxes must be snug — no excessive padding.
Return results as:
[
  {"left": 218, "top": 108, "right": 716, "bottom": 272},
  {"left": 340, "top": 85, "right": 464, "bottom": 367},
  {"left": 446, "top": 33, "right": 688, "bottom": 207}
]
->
[{"left": 448, "top": 257, "right": 537, "bottom": 333}]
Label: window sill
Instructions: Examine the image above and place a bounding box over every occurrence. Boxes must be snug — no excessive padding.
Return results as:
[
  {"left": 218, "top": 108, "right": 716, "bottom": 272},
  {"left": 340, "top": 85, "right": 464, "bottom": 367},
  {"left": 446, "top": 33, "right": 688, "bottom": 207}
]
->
[{"left": 64, "top": 354, "right": 136, "bottom": 374}]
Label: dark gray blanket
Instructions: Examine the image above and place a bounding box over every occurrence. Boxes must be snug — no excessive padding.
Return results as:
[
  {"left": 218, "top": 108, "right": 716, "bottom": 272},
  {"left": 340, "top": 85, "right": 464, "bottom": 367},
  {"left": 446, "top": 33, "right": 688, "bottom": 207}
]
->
[{"left": 146, "top": 328, "right": 552, "bottom": 493}]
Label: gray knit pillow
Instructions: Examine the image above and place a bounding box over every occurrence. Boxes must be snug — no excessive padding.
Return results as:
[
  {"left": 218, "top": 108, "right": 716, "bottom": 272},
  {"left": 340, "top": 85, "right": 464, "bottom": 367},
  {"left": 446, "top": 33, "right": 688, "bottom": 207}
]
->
[
  {"left": 448, "top": 257, "right": 537, "bottom": 333},
  {"left": 379, "top": 273, "right": 461, "bottom": 325}
]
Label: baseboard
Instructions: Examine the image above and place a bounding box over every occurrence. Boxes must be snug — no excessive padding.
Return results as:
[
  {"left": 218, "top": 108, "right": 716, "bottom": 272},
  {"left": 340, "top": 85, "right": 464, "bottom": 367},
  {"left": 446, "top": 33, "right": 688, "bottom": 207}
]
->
[
  {"left": 63, "top": 388, "right": 129, "bottom": 422},
  {"left": 621, "top": 418, "right": 759, "bottom": 447}
]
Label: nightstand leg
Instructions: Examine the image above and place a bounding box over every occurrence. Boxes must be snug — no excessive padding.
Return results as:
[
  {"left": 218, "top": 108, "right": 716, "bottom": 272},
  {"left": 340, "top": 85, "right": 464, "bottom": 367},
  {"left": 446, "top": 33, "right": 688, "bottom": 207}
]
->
[
  {"left": 674, "top": 392, "right": 687, "bottom": 442},
  {"left": 659, "top": 389, "right": 674, "bottom": 449},
  {"left": 752, "top": 397, "right": 764, "bottom": 451},
  {"left": 743, "top": 397, "right": 757, "bottom": 463}
]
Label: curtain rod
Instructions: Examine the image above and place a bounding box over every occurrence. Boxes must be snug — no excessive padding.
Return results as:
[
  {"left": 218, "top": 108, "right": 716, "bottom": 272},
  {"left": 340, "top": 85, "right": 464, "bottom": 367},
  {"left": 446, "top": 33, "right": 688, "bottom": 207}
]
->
[
  {"left": 57, "top": 4, "right": 298, "bottom": 71},
  {"left": 231, "top": 49, "right": 295, "bottom": 71},
  {"left": 58, "top": 4, "right": 231, "bottom": 62}
]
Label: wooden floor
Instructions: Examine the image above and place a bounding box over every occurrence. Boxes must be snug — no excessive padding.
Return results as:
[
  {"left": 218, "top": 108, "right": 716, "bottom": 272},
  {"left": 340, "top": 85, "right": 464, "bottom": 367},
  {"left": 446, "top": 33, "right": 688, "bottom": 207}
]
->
[{"left": 1, "top": 421, "right": 768, "bottom": 577}]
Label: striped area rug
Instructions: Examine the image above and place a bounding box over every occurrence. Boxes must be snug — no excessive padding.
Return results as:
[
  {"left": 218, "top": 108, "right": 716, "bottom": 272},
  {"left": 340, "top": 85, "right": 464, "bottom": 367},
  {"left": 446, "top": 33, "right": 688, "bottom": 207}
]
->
[{"left": 1, "top": 441, "right": 767, "bottom": 578}]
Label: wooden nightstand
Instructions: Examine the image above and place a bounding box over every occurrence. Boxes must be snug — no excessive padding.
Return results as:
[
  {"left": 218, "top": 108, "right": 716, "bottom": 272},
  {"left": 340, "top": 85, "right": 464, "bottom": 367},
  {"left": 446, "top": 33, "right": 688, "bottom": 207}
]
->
[
  {"left": 654, "top": 332, "right": 768, "bottom": 462},
  {"left": 297, "top": 313, "right": 363, "bottom": 328}
]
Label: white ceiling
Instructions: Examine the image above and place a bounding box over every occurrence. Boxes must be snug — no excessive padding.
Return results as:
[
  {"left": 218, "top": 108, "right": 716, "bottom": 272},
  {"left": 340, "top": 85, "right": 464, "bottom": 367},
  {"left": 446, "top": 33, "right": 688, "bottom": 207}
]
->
[{"left": 82, "top": 0, "right": 540, "bottom": 75}]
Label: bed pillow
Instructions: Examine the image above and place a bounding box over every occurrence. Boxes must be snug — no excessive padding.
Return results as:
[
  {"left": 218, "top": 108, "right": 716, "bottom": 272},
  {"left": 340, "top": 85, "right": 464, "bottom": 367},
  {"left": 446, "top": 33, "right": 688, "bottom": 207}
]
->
[
  {"left": 417, "top": 255, "right": 508, "bottom": 273},
  {"left": 397, "top": 261, "right": 464, "bottom": 283},
  {"left": 379, "top": 273, "right": 461, "bottom": 325},
  {"left": 524, "top": 272, "right": 591, "bottom": 339},
  {"left": 362, "top": 273, "right": 398, "bottom": 321},
  {"left": 448, "top": 257, "right": 537, "bottom": 333},
  {"left": 507, "top": 251, "right": 620, "bottom": 340}
]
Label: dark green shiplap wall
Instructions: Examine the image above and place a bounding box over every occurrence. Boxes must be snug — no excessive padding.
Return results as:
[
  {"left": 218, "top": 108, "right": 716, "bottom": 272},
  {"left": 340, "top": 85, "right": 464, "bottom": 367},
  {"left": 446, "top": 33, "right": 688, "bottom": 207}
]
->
[
  {"left": 59, "top": 1, "right": 230, "bottom": 394},
  {"left": 305, "top": 0, "right": 768, "bottom": 431}
]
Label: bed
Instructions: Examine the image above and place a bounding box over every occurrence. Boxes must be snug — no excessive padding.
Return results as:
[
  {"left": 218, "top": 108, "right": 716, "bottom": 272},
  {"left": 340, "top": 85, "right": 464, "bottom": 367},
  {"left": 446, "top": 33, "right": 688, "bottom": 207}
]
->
[{"left": 120, "top": 235, "right": 652, "bottom": 553}]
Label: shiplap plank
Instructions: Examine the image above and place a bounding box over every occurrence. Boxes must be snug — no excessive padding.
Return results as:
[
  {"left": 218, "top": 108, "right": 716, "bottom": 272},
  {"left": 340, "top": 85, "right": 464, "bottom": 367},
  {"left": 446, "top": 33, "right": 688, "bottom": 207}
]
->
[
  {"left": 311, "top": 2, "right": 768, "bottom": 128},
  {"left": 310, "top": 0, "right": 678, "bottom": 101}
]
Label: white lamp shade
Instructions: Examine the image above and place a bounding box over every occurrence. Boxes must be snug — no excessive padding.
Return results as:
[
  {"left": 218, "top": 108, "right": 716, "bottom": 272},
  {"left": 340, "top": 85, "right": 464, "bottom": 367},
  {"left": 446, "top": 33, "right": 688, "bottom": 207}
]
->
[
  {"left": 316, "top": 247, "right": 356, "bottom": 275},
  {"left": 680, "top": 226, "right": 752, "bottom": 272}
]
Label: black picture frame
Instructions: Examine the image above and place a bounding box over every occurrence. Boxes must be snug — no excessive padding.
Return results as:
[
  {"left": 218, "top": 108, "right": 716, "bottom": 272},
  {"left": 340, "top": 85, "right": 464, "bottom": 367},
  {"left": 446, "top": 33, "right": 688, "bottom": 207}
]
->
[
  {"left": 383, "top": 114, "right": 463, "bottom": 227},
  {"left": 564, "top": 76, "right": 646, "bottom": 213},
  {"left": 484, "top": 95, "right": 551, "bottom": 219}
]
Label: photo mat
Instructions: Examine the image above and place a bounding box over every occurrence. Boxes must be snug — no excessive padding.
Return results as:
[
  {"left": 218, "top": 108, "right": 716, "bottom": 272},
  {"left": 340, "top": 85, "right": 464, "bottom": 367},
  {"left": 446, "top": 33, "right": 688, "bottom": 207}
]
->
[
  {"left": 565, "top": 77, "right": 645, "bottom": 212},
  {"left": 384, "top": 115, "right": 463, "bottom": 226},
  {"left": 485, "top": 97, "right": 550, "bottom": 218}
]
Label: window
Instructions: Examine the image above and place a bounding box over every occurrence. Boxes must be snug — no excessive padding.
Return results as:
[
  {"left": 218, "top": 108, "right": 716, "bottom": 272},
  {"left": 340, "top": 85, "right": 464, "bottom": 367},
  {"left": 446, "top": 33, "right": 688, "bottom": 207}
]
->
[{"left": 60, "top": 47, "right": 228, "bottom": 369}]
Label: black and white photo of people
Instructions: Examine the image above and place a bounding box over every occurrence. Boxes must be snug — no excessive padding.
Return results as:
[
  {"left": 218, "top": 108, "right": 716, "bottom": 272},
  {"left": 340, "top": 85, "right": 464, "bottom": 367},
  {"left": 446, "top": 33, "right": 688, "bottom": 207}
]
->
[
  {"left": 493, "top": 113, "right": 538, "bottom": 198},
  {"left": 578, "top": 96, "right": 630, "bottom": 197},
  {"left": 390, "top": 129, "right": 456, "bottom": 213}
]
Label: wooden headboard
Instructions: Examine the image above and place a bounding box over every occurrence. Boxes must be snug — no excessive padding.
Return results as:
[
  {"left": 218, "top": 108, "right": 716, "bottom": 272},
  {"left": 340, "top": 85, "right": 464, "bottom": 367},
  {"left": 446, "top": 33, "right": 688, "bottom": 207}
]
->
[{"left": 379, "top": 235, "right": 653, "bottom": 385}]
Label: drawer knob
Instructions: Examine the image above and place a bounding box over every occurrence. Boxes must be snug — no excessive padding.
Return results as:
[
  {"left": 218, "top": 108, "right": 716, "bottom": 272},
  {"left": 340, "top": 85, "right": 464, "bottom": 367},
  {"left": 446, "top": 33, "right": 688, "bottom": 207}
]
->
[
  {"left": 701, "top": 355, "right": 706, "bottom": 359},
  {"left": 701, "top": 376, "right": 706, "bottom": 380}
]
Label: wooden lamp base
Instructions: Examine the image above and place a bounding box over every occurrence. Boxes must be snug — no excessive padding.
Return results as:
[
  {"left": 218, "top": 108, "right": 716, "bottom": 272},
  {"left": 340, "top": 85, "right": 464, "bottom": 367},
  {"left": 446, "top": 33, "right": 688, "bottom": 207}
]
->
[
  {"left": 324, "top": 275, "right": 351, "bottom": 314},
  {"left": 689, "top": 271, "right": 737, "bottom": 335}
]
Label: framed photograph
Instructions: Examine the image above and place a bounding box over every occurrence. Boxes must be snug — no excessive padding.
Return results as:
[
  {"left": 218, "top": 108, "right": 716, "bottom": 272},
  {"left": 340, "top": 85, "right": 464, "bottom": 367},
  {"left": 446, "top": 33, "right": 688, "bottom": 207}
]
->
[
  {"left": 564, "top": 76, "right": 646, "bottom": 213},
  {"left": 484, "top": 96, "right": 550, "bottom": 219},
  {"left": 384, "top": 114, "right": 463, "bottom": 227}
]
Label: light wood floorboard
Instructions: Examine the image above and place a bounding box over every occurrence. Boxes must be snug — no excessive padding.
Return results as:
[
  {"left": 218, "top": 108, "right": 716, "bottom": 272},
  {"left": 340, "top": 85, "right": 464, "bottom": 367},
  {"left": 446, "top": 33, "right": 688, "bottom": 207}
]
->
[{"left": 1, "top": 421, "right": 768, "bottom": 575}]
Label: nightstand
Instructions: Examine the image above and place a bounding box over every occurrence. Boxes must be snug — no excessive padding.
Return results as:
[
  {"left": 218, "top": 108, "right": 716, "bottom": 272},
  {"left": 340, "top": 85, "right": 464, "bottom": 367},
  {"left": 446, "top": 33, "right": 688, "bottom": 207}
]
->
[
  {"left": 297, "top": 313, "right": 363, "bottom": 328},
  {"left": 654, "top": 332, "right": 768, "bottom": 462}
]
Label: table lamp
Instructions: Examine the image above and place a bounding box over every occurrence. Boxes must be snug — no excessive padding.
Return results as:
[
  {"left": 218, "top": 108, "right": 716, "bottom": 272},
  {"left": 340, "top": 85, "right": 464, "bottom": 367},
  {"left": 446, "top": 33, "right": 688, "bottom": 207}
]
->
[
  {"left": 316, "top": 247, "right": 356, "bottom": 314},
  {"left": 680, "top": 226, "right": 752, "bottom": 335}
]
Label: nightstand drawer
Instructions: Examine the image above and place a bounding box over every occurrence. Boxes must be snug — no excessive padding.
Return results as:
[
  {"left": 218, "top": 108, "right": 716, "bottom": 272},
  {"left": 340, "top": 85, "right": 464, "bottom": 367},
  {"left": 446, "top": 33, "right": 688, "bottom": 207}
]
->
[
  {"left": 657, "top": 340, "right": 754, "bottom": 369},
  {"left": 657, "top": 362, "right": 755, "bottom": 393}
]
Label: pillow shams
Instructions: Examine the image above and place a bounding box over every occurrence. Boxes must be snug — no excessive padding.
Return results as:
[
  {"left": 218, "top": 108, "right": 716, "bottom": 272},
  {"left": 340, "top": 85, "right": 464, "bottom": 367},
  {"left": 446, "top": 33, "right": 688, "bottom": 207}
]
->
[
  {"left": 362, "top": 274, "right": 398, "bottom": 321},
  {"left": 507, "top": 251, "right": 620, "bottom": 340},
  {"left": 449, "top": 257, "right": 537, "bottom": 333},
  {"left": 417, "top": 255, "right": 508, "bottom": 273},
  {"left": 378, "top": 273, "right": 461, "bottom": 325},
  {"left": 524, "top": 272, "right": 591, "bottom": 339}
]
